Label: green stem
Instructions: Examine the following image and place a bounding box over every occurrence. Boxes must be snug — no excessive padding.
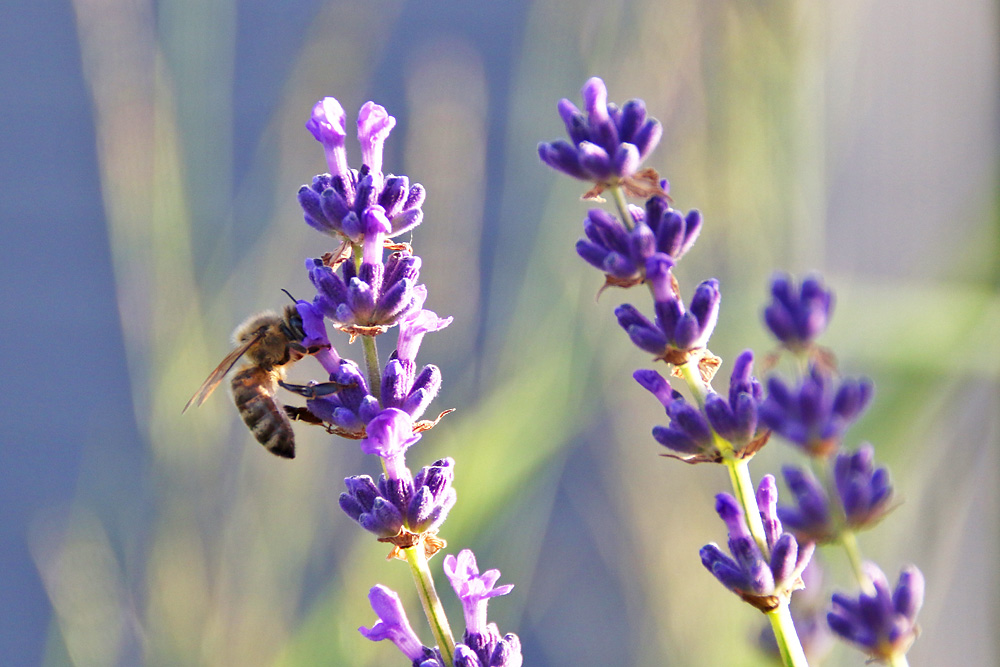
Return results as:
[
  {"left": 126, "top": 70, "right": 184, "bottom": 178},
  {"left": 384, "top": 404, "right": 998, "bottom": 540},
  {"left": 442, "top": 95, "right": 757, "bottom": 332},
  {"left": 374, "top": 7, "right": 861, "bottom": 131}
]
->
[
  {"left": 840, "top": 529, "right": 875, "bottom": 595},
  {"left": 726, "top": 458, "right": 769, "bottom": 554},
  {"left": 404, "top": 545, "right": 456, "bottom": 666},
  {"left": 766, "top": 602, "right": 811, "bottom": 667},
  {"left": 362, "top": 334, "right": 382, "bottom": 400},
  {"left": 608, "top": 184, "right": 633, "bottom": 230}
]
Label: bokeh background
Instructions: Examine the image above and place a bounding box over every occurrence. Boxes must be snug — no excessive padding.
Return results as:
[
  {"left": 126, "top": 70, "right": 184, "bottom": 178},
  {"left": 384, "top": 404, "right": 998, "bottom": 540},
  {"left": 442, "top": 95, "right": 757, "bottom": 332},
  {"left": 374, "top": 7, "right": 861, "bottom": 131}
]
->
[{"left": 3, "top": 0, "right": 998, "bottom": 665}]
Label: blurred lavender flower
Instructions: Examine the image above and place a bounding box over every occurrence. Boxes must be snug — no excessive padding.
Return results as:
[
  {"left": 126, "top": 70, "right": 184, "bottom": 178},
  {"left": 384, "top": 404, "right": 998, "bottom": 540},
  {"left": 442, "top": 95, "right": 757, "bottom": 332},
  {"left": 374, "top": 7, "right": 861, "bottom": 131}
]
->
[
  {"left": 700, "top": 476, "right": 815, "bottom": 611},
  {"left": 779, "top": 444, "right": 895, "bottom": 544},
  {"left": 444, "top": 549, "right": 522, "bottom": 667},
  {"left": 760, "top": 364, "right": 873, "bottom": 458},
  {"left": 827, "top": 563, "right": 924, "bottom": 662},
  {"left": 300, "top": 98, "right": 424, "bottom": 240},
  {"left": 538, "top": 76, "right": 664, "bottom": 199},
  {"left": 359, "top": 584, "right": 443, "bottom": 666},
  {"left": 764, "top": 273, "right": 834, "bottom": 352},
  {"left": 576, "top": 191, "right": 702, "bottom": 287}
]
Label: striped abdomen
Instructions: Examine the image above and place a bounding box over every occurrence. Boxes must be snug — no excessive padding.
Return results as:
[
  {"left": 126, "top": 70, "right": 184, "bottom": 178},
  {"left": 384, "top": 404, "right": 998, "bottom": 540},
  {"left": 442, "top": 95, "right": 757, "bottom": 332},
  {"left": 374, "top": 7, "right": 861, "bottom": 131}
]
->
[{"left": 231, "top": 366, "right": 295, "bottom": 458}]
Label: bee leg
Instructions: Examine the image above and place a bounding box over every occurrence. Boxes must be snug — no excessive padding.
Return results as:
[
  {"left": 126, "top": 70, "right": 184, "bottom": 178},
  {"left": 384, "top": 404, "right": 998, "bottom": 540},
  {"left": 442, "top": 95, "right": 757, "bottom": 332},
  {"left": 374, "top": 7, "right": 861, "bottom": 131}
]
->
[
  {"left": 279, "top": 380, "right": 353, "bottom": 398},
  {"left": 284, "top": 405, "right": 325, "bottom": 425}
]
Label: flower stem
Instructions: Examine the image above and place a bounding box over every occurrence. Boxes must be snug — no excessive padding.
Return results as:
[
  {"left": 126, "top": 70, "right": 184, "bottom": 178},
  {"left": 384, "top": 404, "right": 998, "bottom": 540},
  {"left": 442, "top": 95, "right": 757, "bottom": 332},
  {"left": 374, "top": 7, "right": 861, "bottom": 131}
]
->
[
  {"left": 766, "top": 602, "right": 811, "bottom": 667},
  {"left": 840, "top": 529, "right": 875, "bottom": 595},
  {"left": 608, "top": 184, "right": 633, "bottom": 230},
  {"left": 726, "top": 458, "right": 769, "bottom": 554},
  {"left": 404, "top": 545, "right": 456, "bottom": 666},
  {"left": 362, "top": 334, "right": 382, "bottom": 401}
]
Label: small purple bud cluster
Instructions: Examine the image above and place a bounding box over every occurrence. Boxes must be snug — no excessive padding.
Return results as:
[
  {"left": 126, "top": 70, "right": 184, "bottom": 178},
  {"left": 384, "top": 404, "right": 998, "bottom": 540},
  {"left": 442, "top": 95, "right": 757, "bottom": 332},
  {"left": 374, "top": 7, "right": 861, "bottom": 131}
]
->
[
  {"left": 828, "top": 563, "right": 924, "bottom": 661},
  {"left": 779, "top": 444, "right": 895, "bottom": 543},
  {"left": 700, "top": 476, "right": 815, "bottom": 611},
  {"left": 636, "top": 349, "right": 766, "bottom": 462},
  {"left": 763, "top": 273, "right": 834, "bottom": 353},
  {"left": 359, "top": 550, "right": 521, "bottom": 667},
  {"left": 541, "top": 77, "right": 925, "bottom": 664},
  {"left": 760, "top": 364, "right": 874, "bottom": 458},
  {"left": 576, "top": 192, "right": 702, "bottom": 286},
  {"left": 286, "top": 96, "right": 520, "bottom": 662},
  {"left": 537, "top": 77, "right": 662, "bottom": 184},
  {"left": 341, "top": 455, "right": 456, "bottom": 538}
]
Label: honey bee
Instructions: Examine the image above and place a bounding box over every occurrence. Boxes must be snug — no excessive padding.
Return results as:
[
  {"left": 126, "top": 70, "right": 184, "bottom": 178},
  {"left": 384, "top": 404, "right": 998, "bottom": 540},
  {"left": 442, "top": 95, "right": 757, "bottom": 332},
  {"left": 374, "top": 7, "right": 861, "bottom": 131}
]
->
[{"left": 184, "top": 305, "right": 317, "bottom": 459}]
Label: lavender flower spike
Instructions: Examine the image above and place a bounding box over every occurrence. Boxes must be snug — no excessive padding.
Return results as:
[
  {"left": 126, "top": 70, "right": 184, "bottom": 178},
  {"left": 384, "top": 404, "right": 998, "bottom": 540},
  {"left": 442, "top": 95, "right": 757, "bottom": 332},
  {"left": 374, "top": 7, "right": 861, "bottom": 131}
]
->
[
  {"left": 538, "top": 77, "right": 662, "bottom": 185},
  {"left": 360, "top": 584, "right": 442, "bottom": 665},
  {"left": 764, "top": 272, "right": 834, "bottom": 352},
  {"left": 306, "top": 97, "right": 349, "bottom": 178},
  {"left": 700, "top": 476, "right": 815, "bottom": 612},
  {"left": 827, "top": 563, "right": 924, "bottom": 661}
]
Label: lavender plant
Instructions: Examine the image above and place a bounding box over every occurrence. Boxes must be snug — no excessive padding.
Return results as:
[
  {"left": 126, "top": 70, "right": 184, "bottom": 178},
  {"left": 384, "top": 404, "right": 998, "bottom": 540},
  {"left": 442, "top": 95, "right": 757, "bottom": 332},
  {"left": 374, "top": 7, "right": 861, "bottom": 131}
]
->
[
  {"left": 539, "top": 77, "right": 925, "bottom": 666},
  {"left": 279, "top": 96, "right": 521, "bottom": 666}
]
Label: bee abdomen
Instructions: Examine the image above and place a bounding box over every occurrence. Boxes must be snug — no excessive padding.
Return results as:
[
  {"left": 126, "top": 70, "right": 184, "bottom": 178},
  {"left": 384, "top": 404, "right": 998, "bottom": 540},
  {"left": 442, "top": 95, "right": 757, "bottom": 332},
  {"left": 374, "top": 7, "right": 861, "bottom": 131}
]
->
[{"left": 231, "top": 367, "right": 295, "bottom": 459}]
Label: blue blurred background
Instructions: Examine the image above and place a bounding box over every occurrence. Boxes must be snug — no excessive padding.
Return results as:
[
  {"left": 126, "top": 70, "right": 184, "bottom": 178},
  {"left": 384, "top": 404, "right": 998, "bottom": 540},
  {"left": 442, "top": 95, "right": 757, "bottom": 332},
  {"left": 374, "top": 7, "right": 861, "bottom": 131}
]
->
[{"left": 2, "top": 0, "right": 997, "bottom": 665}]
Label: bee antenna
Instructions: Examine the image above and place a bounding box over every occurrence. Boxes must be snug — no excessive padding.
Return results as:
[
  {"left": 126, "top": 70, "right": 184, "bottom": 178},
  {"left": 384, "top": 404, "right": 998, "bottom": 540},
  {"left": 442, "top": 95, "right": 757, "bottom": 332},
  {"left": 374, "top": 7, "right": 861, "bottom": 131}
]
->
[{"left": 280, "top": 288, "right": 297, "bottom": 303}]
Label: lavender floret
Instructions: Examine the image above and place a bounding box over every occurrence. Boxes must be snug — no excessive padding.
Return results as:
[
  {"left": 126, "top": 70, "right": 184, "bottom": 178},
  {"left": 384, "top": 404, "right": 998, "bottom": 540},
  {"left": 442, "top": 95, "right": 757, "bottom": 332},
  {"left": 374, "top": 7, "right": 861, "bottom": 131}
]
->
[
  {"left": 538, "top": 77, "right": 662, "bottom": 184},
  {"left": 764, "top": 273, "right": 834, "bottom": 351},
  {"left": 760, "top": 364, "right": 873, "bottom": 458},
  {"left": 827, "top": 563, "right": 924, "bottom": 661},
  {"left": 700, "top": 476, "right": 815, "bottom": 611}
]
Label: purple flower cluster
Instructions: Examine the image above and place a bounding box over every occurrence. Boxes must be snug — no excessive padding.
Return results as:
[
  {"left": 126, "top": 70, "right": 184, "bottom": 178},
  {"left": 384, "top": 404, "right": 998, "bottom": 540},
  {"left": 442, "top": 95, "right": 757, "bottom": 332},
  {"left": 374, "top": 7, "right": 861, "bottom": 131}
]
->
[
  {"left": 828, "top": 563, "right": 924, "bottom": 661},
  {"left": 760, "top": 364, "right": 874, "bottom": 458},
  {"left": 359, "top": 551, "right": 521, "bottom": 667},
  {"left": 537, "top": 77, "right": 662, "bottom": 186},
  {"left": 778, "top": 444, "right": 895, "bottom": 543},
  {"left": 576, "top": 193, "right": 702, "bottom": 286},
  {"left": 700, "top": 476, "right": 815, "bottom": 611},
  {"left": 635, "top": 350, "right": 767, "bottom": 462}
]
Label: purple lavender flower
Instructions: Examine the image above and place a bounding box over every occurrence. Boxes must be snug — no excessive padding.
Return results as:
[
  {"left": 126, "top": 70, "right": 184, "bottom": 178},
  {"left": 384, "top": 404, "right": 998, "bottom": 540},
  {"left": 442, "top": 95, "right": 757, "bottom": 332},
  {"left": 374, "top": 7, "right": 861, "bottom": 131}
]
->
[
  {"left": 360, "top": 408, "right": 423, "bottom": 479},
  {"left": 576, "top": 191, "right": 703, "bottom": 286},
  {"left": 760, "top": 364, "right": 873, "bottom": 458},
  {"left": 703, "top": 350, "right": 766, "bottom": 450},
  {"left": 340, "top": 458, "right": 456, "bottom": 538},
  {"left": 538, "top": 77, "right": 662, "bottom": 187},
  {"left": 443, "top": 549, "right": 521, "bottom": 667},
  {"left": 834, "top": 443, "right": 895, "bottom": 529},
  {"left": 300, "top": 97, "right": 424, "bottom": 241},
  {"left": 359, "top": 584, "right": 443, "bottom": 665},
  {"left": 827, "top": 563, "right": 924, "bottom": 661},
  {"left": 778, "top": 444, "right": 895, "bottom": 543},
  {"left": 764, "top": 273, "right": 834, "bottom": 352},
  {"left": 700, "top": 476, "right": 815, "bottom": 611},
  {"left": 307, "top": 239, "right": 423, "bottom": 330},
  {"left": 646, "top": 387, "right": 716, "bottom": 459},
  {"left": 615, "top": 267, "right": 721, "bottom": 362},
  {"left": 777, "top": 466, "right": 836, "bottom": 543}
]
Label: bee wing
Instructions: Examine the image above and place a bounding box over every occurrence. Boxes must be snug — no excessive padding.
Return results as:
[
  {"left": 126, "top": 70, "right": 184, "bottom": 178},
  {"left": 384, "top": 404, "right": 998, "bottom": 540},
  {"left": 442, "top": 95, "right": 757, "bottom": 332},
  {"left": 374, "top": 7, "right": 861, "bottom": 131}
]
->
[{"left": 182, "top": 331, "right": 265, "bottom": 412}]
